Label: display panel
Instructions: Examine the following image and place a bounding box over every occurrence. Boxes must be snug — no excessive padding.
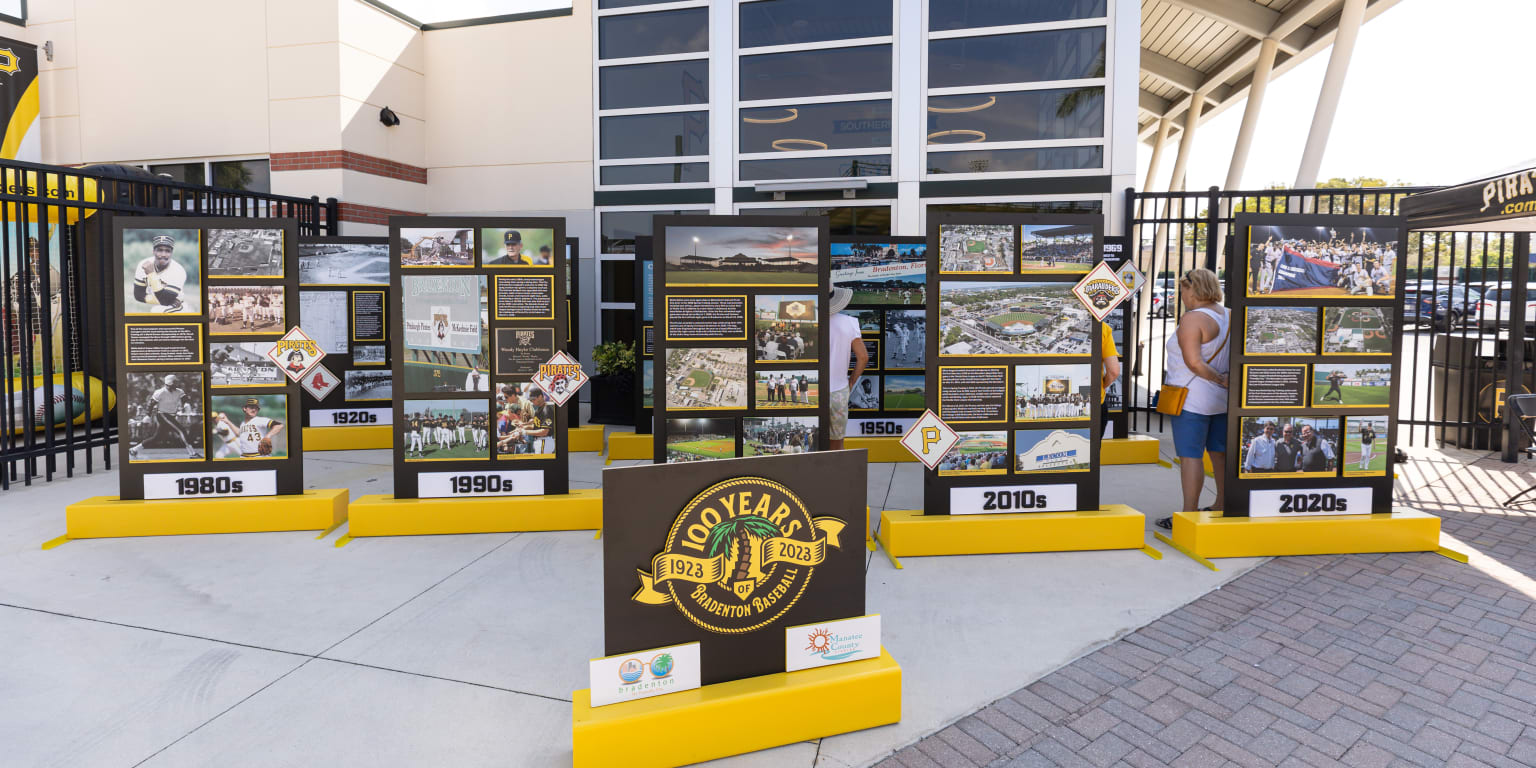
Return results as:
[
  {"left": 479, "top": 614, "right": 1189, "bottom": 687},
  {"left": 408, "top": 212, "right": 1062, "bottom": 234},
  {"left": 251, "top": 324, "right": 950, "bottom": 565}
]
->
[
  {"left": 830, "top": 237, "right": 929, "bottom": 435},
  {"left": 389, "top": 217, "right": 569, "bottom": 499},
  {"left": 297, "top": 237, "right": 395, "bottom": 430},
  {"left": 652, "top": 216, "right": 830, "bottom": 462},
  {"left": 924, "top": 213, "right": 1103, "bottom": 514},
  {"left": 113, "top": 218, "right": 306, "bottom": 500},
  {"left": 1227, "top": 214, "right": 1405, "bottom": 516}
]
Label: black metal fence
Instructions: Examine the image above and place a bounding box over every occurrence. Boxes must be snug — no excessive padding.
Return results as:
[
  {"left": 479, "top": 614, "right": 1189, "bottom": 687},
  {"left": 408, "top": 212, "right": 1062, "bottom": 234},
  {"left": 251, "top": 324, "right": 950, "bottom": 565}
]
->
[
  {"left": 1122, "top": 185, "right": 1529, "bottom": 451},
  {"left": 1, "top": 159, "right": 334, "bottom": 489}
]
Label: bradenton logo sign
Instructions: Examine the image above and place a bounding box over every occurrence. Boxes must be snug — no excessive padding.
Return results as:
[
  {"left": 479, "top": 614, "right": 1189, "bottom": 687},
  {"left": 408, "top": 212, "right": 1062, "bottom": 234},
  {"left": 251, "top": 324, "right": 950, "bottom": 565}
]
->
[{"left": 633, "top": 477, "right": 846, "bottom": 634}]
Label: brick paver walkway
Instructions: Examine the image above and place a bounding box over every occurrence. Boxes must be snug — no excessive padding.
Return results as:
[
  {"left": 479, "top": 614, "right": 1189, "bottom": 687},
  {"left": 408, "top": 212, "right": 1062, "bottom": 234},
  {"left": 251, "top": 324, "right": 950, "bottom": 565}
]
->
[{"left": 877, "top": 455, "right": 1536, "bottom": 767}]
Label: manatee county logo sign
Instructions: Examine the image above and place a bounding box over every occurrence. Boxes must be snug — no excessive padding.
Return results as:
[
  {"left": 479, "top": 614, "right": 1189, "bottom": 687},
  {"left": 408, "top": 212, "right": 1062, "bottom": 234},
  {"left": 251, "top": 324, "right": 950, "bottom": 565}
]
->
[{"left": 633, "top": 477, "right": 847, "bottom": 634}]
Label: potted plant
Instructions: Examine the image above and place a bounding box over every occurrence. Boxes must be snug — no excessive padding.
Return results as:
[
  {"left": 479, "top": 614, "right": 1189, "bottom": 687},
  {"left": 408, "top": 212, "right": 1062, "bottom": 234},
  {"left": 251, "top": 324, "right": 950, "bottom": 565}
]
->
[{"left": 588, "top": 341, "right": 636, "bottom": 425}]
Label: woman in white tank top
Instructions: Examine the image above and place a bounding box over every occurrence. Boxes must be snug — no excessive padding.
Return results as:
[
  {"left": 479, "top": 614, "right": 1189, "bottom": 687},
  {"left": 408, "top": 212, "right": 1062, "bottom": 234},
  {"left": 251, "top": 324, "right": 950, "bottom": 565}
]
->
[{"left": 1157, "top": 269, "right": 1231, "bottom": 529}]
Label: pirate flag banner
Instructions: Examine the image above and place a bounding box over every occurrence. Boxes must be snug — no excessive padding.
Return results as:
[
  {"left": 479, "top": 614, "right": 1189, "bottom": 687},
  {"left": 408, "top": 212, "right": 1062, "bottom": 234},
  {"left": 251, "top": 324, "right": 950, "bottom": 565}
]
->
[
  {"left": 578, "top": 449, "right": 898, "bottom": 767},
  {"left": 60, "top": 217, "right": 347, "bottom": 544},
  {"left": 343, "top": 216, "right": 599, "bottom": 541}
]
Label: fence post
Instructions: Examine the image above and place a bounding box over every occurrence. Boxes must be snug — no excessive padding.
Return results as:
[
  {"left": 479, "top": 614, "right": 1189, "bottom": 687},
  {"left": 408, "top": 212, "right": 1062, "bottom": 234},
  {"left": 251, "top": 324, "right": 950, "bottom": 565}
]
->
[
  {"left": 1205, "top": 186, "right": 1220, "bottom": 272},
  {"left": 1504, "top": 231, "right": 1530, "bottom": 463},
  {"left": 325, "top": 197, "right": 340, "bottom": 236}
]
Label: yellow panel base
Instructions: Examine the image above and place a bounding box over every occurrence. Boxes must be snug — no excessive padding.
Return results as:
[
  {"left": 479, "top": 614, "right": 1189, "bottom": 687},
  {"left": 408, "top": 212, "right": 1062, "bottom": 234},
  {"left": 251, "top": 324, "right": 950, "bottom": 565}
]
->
[
  {"left": 66, "top": 488, "right": 348, "bottom": 539},
  {"left": 572, "top": 648, "right": 901, "bottom": 768},
  {"left": 302, "top": 425, "right": 392, "bottom": 451},
  {"left": 877, "top": 505, "right": 1145, "bottom": 557},
  {"left": 846, "top": 436, "right": 916, "bottom": 462},
  {"left": 607, "top": 431, "right": 653, "bottom": 461},
  {"left": 569, "top": 425, "right": 604, "bottom": 452},
  {"left": 1102, "top": 435, "right": 1160, "bottom": 465},
  {"left": 1170, "top": 508, "right": 1441, "bottom": 559},
  {"left": 347, "top": 488, "right": 603, "bottom": 536}
]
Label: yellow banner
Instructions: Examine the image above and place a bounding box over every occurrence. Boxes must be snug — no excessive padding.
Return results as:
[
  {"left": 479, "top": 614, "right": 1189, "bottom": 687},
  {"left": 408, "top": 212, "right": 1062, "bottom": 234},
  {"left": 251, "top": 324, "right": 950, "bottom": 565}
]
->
[{"left": 632, "top": 517, "right": 847, "bottom": 606}]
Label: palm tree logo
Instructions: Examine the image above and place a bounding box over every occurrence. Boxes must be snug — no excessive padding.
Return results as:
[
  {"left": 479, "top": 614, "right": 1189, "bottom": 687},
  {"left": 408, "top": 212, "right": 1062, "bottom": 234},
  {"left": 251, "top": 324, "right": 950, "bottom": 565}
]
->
[{"left": 705, "top": 514, "right": 781, "bottom": 600}]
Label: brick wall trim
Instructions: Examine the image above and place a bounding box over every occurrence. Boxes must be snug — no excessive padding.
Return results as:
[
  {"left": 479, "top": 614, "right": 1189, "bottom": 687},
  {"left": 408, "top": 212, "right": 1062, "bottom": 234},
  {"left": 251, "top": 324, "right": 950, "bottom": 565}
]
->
[
  {"left": 333, "top": 201, "right": 424, "bottom": 226},
  {"left": 271, "top": 150, "right": 427, "bottom": 185}
]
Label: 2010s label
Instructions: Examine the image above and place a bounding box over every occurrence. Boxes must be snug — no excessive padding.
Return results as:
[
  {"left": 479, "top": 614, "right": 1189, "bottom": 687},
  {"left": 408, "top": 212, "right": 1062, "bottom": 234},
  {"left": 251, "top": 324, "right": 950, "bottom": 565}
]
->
[
  {"left": 950, "top": 483, "right": 1077, "bottom": 515},
  {"left": 143, "top": 470, "right": 278, "bottom": 500},
  {"left": 850, "top": 418, "right": 916, "bottom": 436},
  {"left": 1249, "top": 487, "right": 1371, "bottom": 518},
  {"left": 310, "top": 408, "right": 393, "bottom": 427},
  {"left": 417, "top": 470, "right": 545, "bottom": 498}
]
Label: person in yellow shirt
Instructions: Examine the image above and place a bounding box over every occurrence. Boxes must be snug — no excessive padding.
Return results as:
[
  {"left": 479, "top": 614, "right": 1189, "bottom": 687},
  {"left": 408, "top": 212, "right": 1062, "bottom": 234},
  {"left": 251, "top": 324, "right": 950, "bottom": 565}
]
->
[{"left": 1100, "top": 322, "right": 1121, "bottom": 403}]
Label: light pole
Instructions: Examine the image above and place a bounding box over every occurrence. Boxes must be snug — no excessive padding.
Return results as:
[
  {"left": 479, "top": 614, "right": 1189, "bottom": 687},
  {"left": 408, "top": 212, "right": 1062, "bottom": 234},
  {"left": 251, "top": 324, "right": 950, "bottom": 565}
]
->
[
  {"left": 692, "top": 235, "right": 699, "bottom": 261},
  {"left": 785, "top": 233, "right": 794, "bottom": 268}
]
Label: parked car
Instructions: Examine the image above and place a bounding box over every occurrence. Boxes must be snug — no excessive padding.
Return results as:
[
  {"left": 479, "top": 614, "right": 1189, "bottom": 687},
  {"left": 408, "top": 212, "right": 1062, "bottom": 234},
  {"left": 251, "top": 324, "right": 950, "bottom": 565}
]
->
[
  {"left": 1402, "top": 283, "right": 1481, "bottom": 330},
  {"left": 1150, "top": 287, "right": 1176, "bottom": 318},
  {"left": 1473, "top": 281, "right": 1536, "bottom": 331}
]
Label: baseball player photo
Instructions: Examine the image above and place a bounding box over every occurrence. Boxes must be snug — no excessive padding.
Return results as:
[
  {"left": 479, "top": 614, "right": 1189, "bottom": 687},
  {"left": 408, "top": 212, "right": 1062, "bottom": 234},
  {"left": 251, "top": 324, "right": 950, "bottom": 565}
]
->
[
  {"left": 401, "top": 399, "right": 487, "bottom": 461},
  {"left": 480, "top": 227, "right": 555, "bottom": 267},
  {"left": 122, "top": 228, "right": 200, "bottom": 315},
  {"left": 496, "top": 383, "right": 557, "bottom": 459},
  {"left": 125, "top": 372, "right": 206, "bottom": 462},
  {"left": 209, "top": 394, "right": 288, "bottom": 460}
]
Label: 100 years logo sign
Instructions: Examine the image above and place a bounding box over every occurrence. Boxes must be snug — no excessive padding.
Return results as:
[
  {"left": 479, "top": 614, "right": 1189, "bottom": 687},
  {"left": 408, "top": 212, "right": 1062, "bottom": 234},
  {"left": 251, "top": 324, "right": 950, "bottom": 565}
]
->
[{"left": 603, "top": 451, "right": 866, "bottom": 685}]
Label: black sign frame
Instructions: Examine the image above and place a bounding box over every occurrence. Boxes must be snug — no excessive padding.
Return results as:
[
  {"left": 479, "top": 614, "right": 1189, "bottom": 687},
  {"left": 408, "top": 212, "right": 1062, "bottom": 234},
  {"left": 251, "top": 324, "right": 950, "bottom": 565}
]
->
[
  {"left": 633, "top": 235, "right": 655, "bottom": 435},
  {"left": 830, "top": 235, "right": 929, "bottom": 438},
  {"left": 295, "top": 235, "right": 392, "bottom": 431}
]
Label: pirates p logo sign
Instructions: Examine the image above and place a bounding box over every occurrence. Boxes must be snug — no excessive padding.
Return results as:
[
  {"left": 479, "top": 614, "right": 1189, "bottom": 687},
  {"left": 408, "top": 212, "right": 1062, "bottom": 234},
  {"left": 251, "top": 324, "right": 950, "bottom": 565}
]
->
[
  {"left": 0, "top": 49, "right": 19, "bottom": 76},
  {"left": 632, "top": 477, "right": 846, "bottom": 634}
]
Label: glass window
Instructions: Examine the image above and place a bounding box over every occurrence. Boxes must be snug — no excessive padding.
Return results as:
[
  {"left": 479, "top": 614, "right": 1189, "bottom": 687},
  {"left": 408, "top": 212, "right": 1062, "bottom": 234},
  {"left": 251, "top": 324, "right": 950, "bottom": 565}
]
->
[
  {"left": 599, "top": 0, "right": 679, "bottom": 8},
  {"left": 148, "top": 162, "right": 206, "bottom": 185},
  {"left": 929, "top": 0, "right": 1106, "bottom": 31},
  {"left": 740, "top": 45, "right": 891, "bottom": 101},
  {"left": 212, "top": 159, "right": 271, "bottom": 193},
  {"left": 928, "top": 28, "right": 1105, "bottom": 88},
  {"left": 599, "top": 60, "right": 708, "bottom": 110},
  {"left": 600, "top": 259, "right": 637, "bottom": 302},
  {"left": 600, "top": 163, "right": 710, "bottom": 185},
  {"left": 740, "top": 100, "right": 891, "bottom": 154},
  {"left": 927, "top": 201, "right": 1102, "bottom": 217},
  {"left": 738, "top": 205, "right": 892, "bottom": 236},
  {"left": 739, "top": 0, "right": 893, "bottom": 48},
  {"left": 925, "top": 146, "right": 1103, "bottom": 174},
  {"left": 601, "top": 209, "right": 709, "bottom": 253},
  {"left": 600, "top": 308, "right": 638, "bottom": 345},
  {"left": 739, "top": 154, "right": 891, "bottom": 181},
  {"left": 600, "top": 112, "right": 709, "bottom": 159},
  {"left": 927, "top": 88, "right": 1102, "bottom": 144},
  {"left": 598, "top": 8, "right": 708, "bottom": 60}
]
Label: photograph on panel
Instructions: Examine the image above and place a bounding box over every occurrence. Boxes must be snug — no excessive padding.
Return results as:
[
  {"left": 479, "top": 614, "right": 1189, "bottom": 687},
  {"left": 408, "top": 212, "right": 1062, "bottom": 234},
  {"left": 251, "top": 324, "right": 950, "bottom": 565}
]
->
[
  {"left": 402, "top": 399, "right": 489, "bottom": 461},
  {"left": 1013, "top": 364, "right": 1094, "bottom": 422},
  {"left": 754, "top": 369, "right": 819, "bottom": 409},
  {"left": 665, "top": 418, "right": 737, "bottom": 463},
  {"left": 344, "top": 369, "right": 392, "bottom": 401},
  {"left": 1243, "top": 306, "right": 1319, "bottom": 355},
  {"left": 481, "top": 227, "right": 555, "bottom": 267},
  {"left": 830, "top": 241, "right": 926, "bottom": 304},
  {"left": 299, "top": 240, "right": 389, "bottom": 285},
  {"left": 402, "top": 275, "right": 489, "bottom": 392},
  {"left": 641, "top": 358, "right": 655, "bottom": 409},
  {"left": 1014, "top": 428, "right": 1092, "bottom": 474},
  {"left": 209, "top": 342, "right": 282, "bottom": 387},
  {"left": 1312, "top": 363, "right": 1393, "bottom": 407},
  {"left": 845, "top": 308, "right": 881, "bottom": 334},
  {"left": 207, "top": 228, "right": 284, "bottom": 278},
  {"left": 354, "top": 344, "right": 387, "bottom": 365},
  {"left": 939, "top": 223, "right": 1014, "bottom": 274},
  {"left": 1019, "top": 224, "right": 1094, "bottom": 274},
  {"left": 299, "top": 290, "right": 349, "bottom": 355},
  {"left": 209, "top": 393, "right": 287, "bottom": 460},
  {"left": 664, "top": 347, "right": 748, "bottom": 410},
  {"left": 208, "top": 286, "right": 285, "bottom": 335},
  {"left": 1343, "top": 415, "right": 1390, "bottom": 477},
  {"left": 938, "top": 282, "right": 1092, "bottom": 356},
  {"left": 495, "top": 383, "right": 557, "bottom": 459},
  {"left": 882, "top": 374, "right": 924, "bottom": 411},
  {"left": 883, "top": 309, "right": 925, "bottom": 370},
  {"left": 1322, "top": 305, "right": 1394, "bottom": 355},
  {"left": 743, "top": 416, "right": 818, "bottom": 456},
  {"left": 849, "top": 375, "right": 881, "bottom": 411},
  {"left": 663, "top": 225, "right": 818, "bottom": 286},
  {"left": 123, "top": 228, "right": 200, "bottom": 315},
  {"left": 399, "top": 228, "right": 474, "bottom": 267},
  {"left": 754, "top": 294, "right": 819, "bottom": 362},
  {"left": 1247, "top": 225, "right": 1397, "bottom": 298},
  {"left": 124, "top": 372, "right": 205, "bottom": 462},
  {"left": 1237, "top": 416, "right": 1341, "bottom": 478},
  {"left": 936, "top": 431, "right": 1010, "bottom": 476}
]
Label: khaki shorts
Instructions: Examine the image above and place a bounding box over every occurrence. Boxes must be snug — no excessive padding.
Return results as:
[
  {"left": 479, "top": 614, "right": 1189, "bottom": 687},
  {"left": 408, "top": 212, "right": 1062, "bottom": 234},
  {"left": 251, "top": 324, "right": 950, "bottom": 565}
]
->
[{"left": 828, "top": 387, "right": 850, "bottom": 440}]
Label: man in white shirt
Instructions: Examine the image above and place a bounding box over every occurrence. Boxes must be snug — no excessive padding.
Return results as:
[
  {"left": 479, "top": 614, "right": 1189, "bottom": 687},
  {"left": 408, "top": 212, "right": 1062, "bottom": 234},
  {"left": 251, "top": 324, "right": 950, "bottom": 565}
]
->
[
  {"left": 1244, "top": 422, "right": 1278, "bottom": 473},
  {"left": 827, "top": 287, "right": 869, "bottom": 450}
]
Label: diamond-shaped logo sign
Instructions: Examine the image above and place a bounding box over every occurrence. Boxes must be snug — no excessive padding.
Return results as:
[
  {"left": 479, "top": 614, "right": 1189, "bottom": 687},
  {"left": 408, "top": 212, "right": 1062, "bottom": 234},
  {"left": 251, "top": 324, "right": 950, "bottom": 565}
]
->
[
  {"left": 267, "top": 326, "right": 326, "bottom": 382},
  {"left": 1115, "top": 260, "right": 1146, "bottom": 295},
  {"left": 301, "top": 362, "right": 338, "bottom": 401},
  {"left": 530, "top": 350, "right": 588, "bottom": 408},
  {"left": 900, "top": 409, "right": 959, "bottom": 470},
  {"left": 1071, "top": 261, "right": 1132, "bottom": 323}
]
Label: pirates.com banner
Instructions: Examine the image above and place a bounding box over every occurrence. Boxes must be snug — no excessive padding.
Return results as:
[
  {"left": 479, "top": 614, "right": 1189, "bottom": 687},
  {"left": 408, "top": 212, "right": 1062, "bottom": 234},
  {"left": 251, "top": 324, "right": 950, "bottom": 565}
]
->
[{"left": 0, "top": 37, "right": 38, "bottom": 162}]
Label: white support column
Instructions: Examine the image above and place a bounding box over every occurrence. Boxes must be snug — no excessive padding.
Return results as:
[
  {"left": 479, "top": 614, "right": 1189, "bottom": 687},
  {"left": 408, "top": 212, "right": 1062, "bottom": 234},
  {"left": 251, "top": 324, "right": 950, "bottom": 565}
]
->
[
  {"left": 709, "top": 0, "right": 734, "bottom": 214},
  {"left": 1143, "top": 117, "right": 1172, "bottom": 191},
  {"left": 1166, "top": 90, "right": 1205, "bottom": 192},
  {"left": 1225, "top": 37, "right": 1278, "bottom": 190},
  {"left": 1293, "top": 0, "right": 1366, "bottom": 190},
  {"left": 894, "top": 0, "right": 924, "bottom": 235},
  {"left": 1106, "top": 0, "right": 1141, "bottom": 236}
]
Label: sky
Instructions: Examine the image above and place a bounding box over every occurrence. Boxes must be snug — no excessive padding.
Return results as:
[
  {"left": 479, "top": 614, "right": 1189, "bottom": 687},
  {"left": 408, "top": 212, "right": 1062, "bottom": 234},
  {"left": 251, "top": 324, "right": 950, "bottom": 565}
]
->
[{"left": 1137, "top": 0, "right": 1536, "bottom": 192}]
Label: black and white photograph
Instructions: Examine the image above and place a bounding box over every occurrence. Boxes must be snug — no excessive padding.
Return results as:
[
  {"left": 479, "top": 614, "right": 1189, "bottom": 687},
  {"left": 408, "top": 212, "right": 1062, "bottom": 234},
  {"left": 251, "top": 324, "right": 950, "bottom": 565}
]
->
[
  {"left": 1246, "top": 225, "right": 1398, "bottom": 298},
  {"left": 1013, "top": 364, "right": 1093, "bottom": 422},
  {"left": 939, "top": 223, "right": 1014, "bottom": 274},
  {"left": 399, "top": 228, "right": 474, "bottom": 267},
  {"left": 849, "top": 375, "right": 881, "bottom": 410},
  {"left": 207, "top": 228, "right": 284, "bottom": 278},
  {"left": 345, "top": 369, "right": 392, "bottom": 401},
  {"left": 480, "top": 227, "right": 555, "bottom": 267},
  {"left": 754, "top": 294, "right": 819, "bottom": 362},
  {"left": 402, "top": 399, "right": 489, "bottom": 461},
  {"left": 743, "top": 416, "right": 818, "bottom": 456},
  {"left": 122, "top": 228, "right": 200, "bottom": 315},
  {"left": 124, "top": 372, "right": 205, "bottom": 462},
  {"left": 665, "top": 347, "right": 748, "bottom": 410},
  {"left": 1238, "top": 416, "right": 1340, "bottom": 478},
  {"left": 299, "top": 240, "right": 389, "bottom": 285},
  {"left": 354, "top": 344, "right": 387, "bottom": 365},
  {"left": 209, "top": 393, "right": 288, "bottom": 461},
  {"left": 1019, "top": 224, "right": 1094, "bottom": 274},
  {"left": 882, "top": 309, "right": 924, "bottom": 369},
  {"left": 830, "top": 241, "right": 925, "bottom": 304},
  {"left": 664, "top": 225, "right": 818, "bottom": 286},
  {"left": 495, "top": 382, "right": 558, "bottom": 459},
  {"left": 939, "top": 282, "right": 1093, "bottom": 356},
  {"left": 209, "top": 342, "right": 283, "bottom": 387},
  {"left": 299, "top": 290, "right": 349, "bottom": 355},
  {"left": 1244, "top": 307, "right": 1319, "bottom": 355}
]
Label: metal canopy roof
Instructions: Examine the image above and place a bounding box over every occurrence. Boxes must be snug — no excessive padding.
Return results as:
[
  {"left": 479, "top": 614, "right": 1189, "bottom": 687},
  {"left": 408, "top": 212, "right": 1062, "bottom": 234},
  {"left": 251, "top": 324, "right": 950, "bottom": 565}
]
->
[{"left": 1138, "top": 0, "right": 1402, "bottom": 144}]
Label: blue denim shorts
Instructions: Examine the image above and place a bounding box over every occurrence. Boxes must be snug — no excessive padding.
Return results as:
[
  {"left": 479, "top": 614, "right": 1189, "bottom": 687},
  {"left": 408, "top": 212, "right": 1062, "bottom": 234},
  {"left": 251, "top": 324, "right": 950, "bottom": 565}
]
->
[{"left": 1171, "top": 410, "right": 1227, "bottom": 458}]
